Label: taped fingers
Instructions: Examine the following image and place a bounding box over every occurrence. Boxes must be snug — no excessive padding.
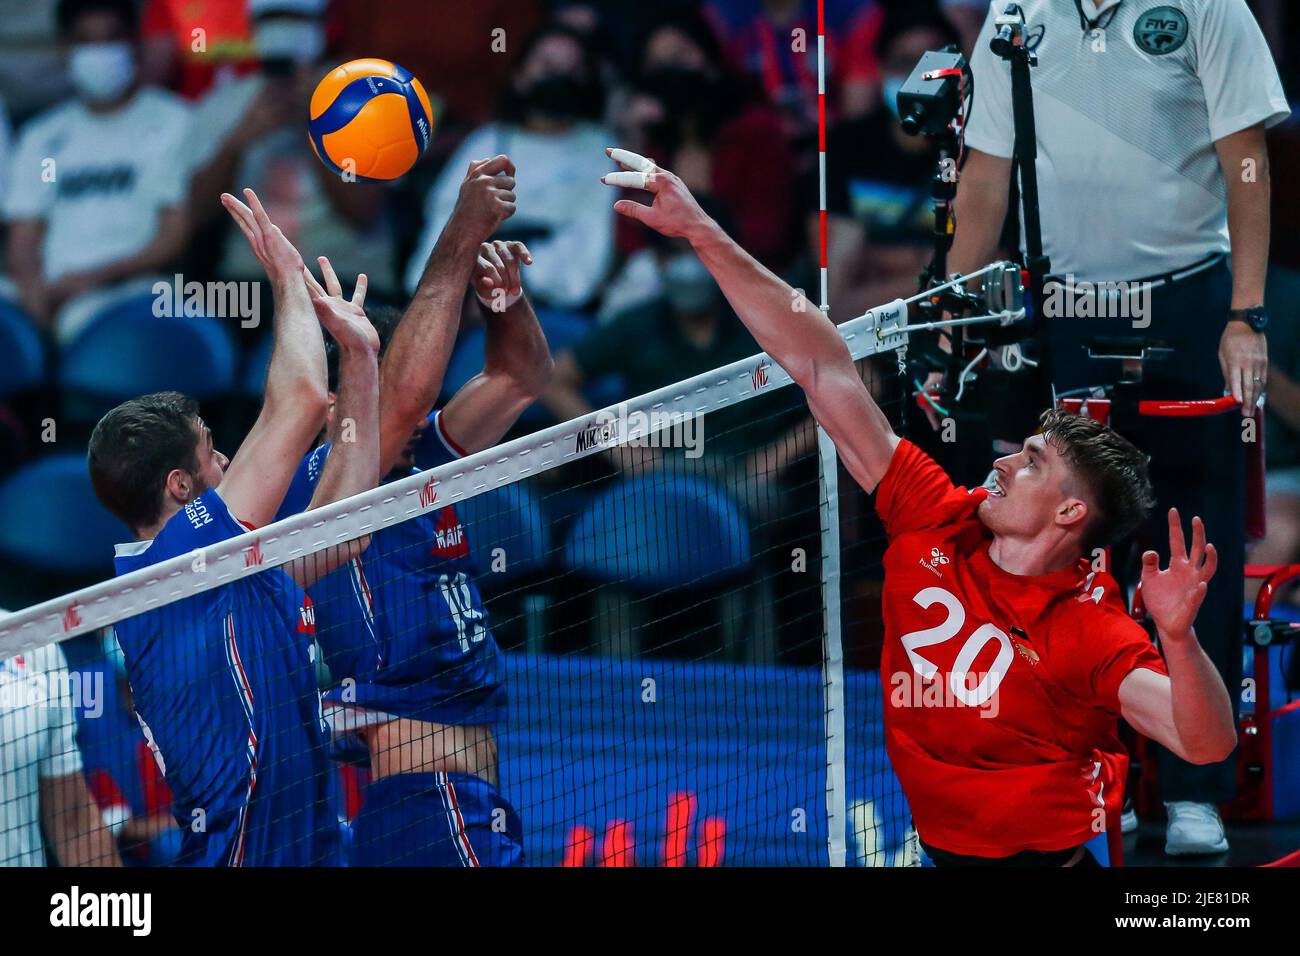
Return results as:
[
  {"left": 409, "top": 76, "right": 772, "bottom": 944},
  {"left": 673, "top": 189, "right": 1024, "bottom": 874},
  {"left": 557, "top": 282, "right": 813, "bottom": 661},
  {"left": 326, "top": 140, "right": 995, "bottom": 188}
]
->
[
  {"left": 607, "top": 148, "right": 655, "bottom": 172},
  {"left": 603, "top": 171, "right": 650, "bottom": 190}
]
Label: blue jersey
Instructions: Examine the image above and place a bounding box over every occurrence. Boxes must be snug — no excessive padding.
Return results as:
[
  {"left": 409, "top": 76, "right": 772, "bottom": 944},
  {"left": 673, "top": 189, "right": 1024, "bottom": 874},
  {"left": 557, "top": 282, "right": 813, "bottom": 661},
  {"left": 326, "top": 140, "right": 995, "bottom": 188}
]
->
[
  {"left": 113, "top": 492, "right": 342, "bottom": 866},
  {"left": 275, "top": 411, "right": 506, "bottom": 729}
]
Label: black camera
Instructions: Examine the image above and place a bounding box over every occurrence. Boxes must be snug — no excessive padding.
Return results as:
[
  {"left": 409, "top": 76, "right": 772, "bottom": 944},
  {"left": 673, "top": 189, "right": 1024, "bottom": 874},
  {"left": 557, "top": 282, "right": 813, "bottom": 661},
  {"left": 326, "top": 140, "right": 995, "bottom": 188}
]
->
[{"left": 897, "top": 48, "right": 968, "bottom": 138}]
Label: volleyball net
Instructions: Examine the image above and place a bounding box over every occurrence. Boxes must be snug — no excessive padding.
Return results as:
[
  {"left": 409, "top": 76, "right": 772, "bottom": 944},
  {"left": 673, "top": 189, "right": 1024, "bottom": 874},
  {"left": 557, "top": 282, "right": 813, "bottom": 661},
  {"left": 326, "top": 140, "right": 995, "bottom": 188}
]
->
[{"left": 0, "top": 269, "right": 1021, "bottom": 866}]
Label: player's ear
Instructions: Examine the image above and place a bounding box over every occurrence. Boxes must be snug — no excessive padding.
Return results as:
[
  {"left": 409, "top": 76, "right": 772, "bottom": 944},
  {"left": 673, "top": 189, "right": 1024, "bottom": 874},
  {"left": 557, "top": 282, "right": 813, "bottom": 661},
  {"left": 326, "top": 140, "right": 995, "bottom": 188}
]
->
[
  {"left": 1056, "top": 496, "right": 1089, "bottom": 533},
  {"left": 164, "top": 467, "right": 193, "bottom": 504}
]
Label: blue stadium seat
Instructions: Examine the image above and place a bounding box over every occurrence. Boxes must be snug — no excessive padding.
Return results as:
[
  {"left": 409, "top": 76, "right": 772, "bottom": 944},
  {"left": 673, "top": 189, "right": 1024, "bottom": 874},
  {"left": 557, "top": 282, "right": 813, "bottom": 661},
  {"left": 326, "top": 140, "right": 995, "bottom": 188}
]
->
[
  {"left": 240, "top": 333, "right": 275, "bottom": 398},
  {"left": 59, "top": 293, "right": 236, "bottom": 416},
  {"left": 455, "top": 483, "right": 551, "bottom": 581},
  {"left": 563, "top": 473, "right": 751, "bottom": 590},
  {"left": 0, "top": 296, "right": 46, "bottom": 397},
  {"left": 440, "top": 309, "right": 615, "bottom": 426},
  {"left": 0, "top": 454, "right": 130, "bottom": 576}
]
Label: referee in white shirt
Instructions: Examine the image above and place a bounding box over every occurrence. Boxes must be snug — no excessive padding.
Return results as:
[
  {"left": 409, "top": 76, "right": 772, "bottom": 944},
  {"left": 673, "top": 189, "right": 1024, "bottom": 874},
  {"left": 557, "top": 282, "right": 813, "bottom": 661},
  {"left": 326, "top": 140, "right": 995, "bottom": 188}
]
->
[
  {"left": 0, "top": 642, "right": 120, "bottom": 866},
  {"left": 948, "top": 0, "right": 1289, "bottom": 856}
]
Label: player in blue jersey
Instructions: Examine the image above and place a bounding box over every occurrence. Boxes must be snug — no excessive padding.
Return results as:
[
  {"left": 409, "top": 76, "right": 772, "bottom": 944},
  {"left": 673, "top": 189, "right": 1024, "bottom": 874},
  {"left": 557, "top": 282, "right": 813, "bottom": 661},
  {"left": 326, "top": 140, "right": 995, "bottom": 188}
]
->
[
  {"left": 87, "top": 189, "right": 383, "bottom": 866},
  {"left": 276, "top": 155, "right": 554, "bottom": 865}
]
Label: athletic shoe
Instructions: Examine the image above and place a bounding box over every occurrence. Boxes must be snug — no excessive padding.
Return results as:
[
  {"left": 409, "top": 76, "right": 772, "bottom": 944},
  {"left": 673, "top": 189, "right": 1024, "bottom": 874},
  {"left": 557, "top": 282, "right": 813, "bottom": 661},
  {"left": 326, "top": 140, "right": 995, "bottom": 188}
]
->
[
  {"left": 1120, "top": 798, "right": 1138, "bottom": 835},
  {"left": 1164, "top": 801, "right": 1229, "bottom": 856}
]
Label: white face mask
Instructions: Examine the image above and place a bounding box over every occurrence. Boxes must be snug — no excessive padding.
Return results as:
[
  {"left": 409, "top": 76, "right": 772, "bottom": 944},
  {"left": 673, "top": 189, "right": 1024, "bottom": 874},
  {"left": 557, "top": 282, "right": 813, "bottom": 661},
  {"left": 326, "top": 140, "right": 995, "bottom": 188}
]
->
[
  {"left": 254, "top": 20, "right": 325, "bottom": 64},
  {"left": 69, "top": 42, "right": 136, "bottom": 103}
]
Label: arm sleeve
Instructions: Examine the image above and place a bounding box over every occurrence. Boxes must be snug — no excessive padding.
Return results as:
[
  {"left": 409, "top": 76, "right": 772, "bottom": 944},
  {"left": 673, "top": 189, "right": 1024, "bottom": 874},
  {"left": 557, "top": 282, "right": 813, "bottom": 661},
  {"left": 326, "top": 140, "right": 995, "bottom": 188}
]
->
[
  {"left": 427, "top": 409, "right": 467, "bottom": 463},
  {"left": 963, "top": 2, "right": 1016, "bottom": 160},
  {"left": 874, "top": 439, "right": 986, "bottom": 538},
  {"left": 273, "top": 445, "right": 332, "bottom": 522},
  {"left": 1195, "top": 0, "right": 1290, "bottom": 142}
]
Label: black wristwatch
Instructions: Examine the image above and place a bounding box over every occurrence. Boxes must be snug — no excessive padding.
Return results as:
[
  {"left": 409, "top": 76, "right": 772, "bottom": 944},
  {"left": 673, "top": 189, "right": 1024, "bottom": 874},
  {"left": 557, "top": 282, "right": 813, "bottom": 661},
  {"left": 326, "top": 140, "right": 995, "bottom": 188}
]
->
[{"left": 1229, "top": 306, "right": 1269, "bottom": 333}]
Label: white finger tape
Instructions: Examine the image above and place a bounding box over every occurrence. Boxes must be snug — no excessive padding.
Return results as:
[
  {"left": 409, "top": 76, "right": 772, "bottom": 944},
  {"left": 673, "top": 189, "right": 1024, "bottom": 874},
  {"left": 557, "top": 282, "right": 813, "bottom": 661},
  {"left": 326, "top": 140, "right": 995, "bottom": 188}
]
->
[
  {"left": 604, "top": 171, "right": 649, "bottom": 189},
  {"left": 609, "top": 148, "right": 655, "bottom": 172}
]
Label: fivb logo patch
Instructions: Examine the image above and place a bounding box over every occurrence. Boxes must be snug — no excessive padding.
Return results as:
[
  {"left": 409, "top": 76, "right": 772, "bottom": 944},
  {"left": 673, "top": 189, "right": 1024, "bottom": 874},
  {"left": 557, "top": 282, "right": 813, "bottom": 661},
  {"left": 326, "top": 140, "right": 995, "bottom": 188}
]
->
[
  {"left": 153, "top": 274, "right": 260, "bottom": 328},
  {"left": 49, "top": 886, "right": 151, "bottom": 936}
]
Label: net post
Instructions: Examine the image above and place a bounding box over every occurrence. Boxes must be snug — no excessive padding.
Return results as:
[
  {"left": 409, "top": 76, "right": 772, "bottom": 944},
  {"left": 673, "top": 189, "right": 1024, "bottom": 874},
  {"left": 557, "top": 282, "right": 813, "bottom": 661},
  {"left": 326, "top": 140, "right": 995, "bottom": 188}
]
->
[{"left": 818, "top": 426, "right": 848, "bottom": 867}]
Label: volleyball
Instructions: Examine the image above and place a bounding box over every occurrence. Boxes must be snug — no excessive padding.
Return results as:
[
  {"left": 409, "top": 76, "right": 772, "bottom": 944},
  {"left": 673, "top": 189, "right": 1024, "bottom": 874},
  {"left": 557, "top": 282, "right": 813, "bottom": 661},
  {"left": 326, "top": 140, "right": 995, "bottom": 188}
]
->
[{"left": 308, "top": 58, "right": 434, "bottom": 182}]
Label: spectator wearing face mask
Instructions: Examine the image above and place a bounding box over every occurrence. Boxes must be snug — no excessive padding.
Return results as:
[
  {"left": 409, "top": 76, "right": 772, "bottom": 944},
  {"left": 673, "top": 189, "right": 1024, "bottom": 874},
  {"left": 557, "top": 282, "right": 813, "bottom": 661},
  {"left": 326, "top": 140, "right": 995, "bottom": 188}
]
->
[
  {"left": 619, "top": 9, "right": 799, "bottom": 275},
  {"left": 812, "top": 9, "right": 966, "bottom": 324},
  {"left": 184, "top": 0, "right": 397, "bottom": 298},
  {"left": 2, "top": 0, "right": 193, "bottom": 336},
  {"left": 403, "top": 24, "right": 614, "bottom": 311}
]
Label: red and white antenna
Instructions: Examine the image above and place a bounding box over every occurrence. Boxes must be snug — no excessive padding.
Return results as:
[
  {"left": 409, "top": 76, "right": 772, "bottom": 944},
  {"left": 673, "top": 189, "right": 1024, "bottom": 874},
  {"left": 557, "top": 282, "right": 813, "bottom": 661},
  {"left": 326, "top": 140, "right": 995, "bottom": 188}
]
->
[{"left": 817, "top": 0, "right": 829, "bottom": 316}]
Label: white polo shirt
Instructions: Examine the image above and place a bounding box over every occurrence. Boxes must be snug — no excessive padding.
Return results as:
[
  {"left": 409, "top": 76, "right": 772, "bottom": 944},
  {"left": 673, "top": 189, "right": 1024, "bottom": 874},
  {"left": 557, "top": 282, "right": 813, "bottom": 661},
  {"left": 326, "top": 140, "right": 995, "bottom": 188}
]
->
[
  {"left": 0, "top": 642, "right": 83, "bottom": 867},
  {"left": 965, "top": 0, "right": 1290, "bottom": 282}
]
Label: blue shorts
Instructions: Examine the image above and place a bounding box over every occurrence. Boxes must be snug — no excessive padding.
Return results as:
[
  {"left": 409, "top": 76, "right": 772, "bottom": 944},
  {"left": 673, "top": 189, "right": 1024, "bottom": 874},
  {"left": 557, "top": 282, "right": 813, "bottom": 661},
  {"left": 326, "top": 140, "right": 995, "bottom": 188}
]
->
[{"left": 349, "top": 771, "right": 525, "bottom": 867}]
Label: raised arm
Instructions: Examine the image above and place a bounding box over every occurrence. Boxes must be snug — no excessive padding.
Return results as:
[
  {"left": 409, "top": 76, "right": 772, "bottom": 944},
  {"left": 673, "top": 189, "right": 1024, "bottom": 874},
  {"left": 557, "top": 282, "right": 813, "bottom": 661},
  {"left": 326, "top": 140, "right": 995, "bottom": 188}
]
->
[
  {"left": 1119, "top": 510, "right": 1237, "bottom": 765},
  {"left": 216, "top": 189, "right": 328, "bottom": 528},
  {"left": 377, "top": 155, "right": 518, "bottom": 472},
  {"left": 284, "top": 258, "right": 382, "bottom": 589},
  {"left": 603, "top": 148, "right": 899, "bottom": 492},
  {"left": 439, "top": 240, "right": 553, "bottom": 454}
]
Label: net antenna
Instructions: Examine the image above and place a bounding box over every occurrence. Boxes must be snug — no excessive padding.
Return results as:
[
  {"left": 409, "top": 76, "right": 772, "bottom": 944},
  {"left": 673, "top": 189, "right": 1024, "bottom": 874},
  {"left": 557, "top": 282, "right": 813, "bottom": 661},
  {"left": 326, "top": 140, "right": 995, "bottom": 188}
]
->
[{"left": 814, "top": 0, "right": 848, "bottom": 869}]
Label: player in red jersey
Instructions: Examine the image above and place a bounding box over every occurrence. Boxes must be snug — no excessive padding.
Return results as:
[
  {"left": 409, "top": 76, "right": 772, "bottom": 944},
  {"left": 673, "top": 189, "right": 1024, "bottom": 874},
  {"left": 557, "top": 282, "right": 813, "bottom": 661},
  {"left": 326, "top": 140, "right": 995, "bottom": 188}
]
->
[{"left": 603, "top": 148, "right": 1238, "bottom": 865}]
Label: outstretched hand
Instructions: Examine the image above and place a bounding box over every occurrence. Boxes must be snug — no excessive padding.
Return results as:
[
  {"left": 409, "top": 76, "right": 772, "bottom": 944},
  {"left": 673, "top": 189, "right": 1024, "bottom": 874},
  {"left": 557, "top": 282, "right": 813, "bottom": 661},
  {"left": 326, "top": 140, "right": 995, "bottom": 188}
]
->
[
  {"left": 221, "top": 188, "right": 304, "bottom": 284},
  {"left": 601, "top": 147, "right": 714, "bottom": 241},
  {"left": 303, "top": 256, "right": 378, "bottom": 356},
  {"left": 473, "top": 240, "right": 533, "bottom": 312},
  {"left": 1140, "top": 508, "right": 1218, "bottom": 641},
  {"left": 454, "top": 154, "right": 518, "bottom": 244}
]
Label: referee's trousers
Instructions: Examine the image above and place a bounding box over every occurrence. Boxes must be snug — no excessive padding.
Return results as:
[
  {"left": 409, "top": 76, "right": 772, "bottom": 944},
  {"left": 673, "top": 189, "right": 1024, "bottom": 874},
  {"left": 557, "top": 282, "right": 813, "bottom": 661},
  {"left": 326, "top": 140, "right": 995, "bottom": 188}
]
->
[{"left": 1046, "top": 258, "right": 1242, "bottom": 803}]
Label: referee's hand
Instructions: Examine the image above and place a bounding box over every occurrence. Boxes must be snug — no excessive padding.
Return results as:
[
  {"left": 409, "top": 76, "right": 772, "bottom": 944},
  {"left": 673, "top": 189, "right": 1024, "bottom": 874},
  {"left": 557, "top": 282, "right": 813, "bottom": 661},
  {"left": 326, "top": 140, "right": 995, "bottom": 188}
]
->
[{"left": 1219, "top": 321, "right": 1268, "bottom": 414}]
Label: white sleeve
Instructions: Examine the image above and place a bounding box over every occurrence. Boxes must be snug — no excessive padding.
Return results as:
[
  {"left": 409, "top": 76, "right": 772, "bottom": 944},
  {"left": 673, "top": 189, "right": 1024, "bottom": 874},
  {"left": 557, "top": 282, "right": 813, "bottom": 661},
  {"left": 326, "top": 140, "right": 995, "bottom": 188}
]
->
[
  {"left": 402, "top": 130, "right": 487, "bottom": 295},
  {"left": 2, "top": 115, "right": 56, "bottom": 222},
  {"left": 1196, "top": 0, "right": 1290, "bottom": 142},
  {"left": 143, "top": 102, "right": 195, "bottom": 209},
  {"left": 39, "top": 665, "right": 84, "bottom": 779},
  {"left": 963, "top": 2, "right": 1015, "bottom": 160},
  {"left": 516, "top": 174, "right": 614, "bottom": 310},
  {"left": 181, "top": 79, "right": 259, "bottom": 179}
]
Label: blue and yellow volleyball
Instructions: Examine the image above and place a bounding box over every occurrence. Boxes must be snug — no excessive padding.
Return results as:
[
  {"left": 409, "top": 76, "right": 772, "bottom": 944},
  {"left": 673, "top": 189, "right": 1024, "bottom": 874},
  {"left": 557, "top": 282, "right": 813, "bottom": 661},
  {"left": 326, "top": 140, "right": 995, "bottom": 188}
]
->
[{"left": 308, "top": 58, "right": 434, "bottom": 182}]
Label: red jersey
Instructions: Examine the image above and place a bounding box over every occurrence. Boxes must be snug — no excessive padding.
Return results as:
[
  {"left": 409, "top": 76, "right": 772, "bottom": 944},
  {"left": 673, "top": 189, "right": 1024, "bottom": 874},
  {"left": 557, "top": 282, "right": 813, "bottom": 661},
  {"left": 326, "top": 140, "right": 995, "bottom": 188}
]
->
[{"left": 875, "top": 440, "right": 1167, "bottom": 857}]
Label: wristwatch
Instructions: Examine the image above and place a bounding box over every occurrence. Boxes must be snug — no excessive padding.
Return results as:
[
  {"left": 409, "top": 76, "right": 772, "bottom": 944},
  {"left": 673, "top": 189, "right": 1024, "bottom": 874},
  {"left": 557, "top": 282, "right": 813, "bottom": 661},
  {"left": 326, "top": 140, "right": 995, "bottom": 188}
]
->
[{"left": 1229, "top": 306, "right": 1269, "bottom": 333}]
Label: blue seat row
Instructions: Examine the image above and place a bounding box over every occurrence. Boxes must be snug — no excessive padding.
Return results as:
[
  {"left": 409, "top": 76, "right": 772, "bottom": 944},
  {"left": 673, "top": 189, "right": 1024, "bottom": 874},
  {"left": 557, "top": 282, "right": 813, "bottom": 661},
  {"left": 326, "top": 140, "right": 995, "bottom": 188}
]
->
[{"left": 0, "top": 456, "right": 752, "bottom": 595}]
